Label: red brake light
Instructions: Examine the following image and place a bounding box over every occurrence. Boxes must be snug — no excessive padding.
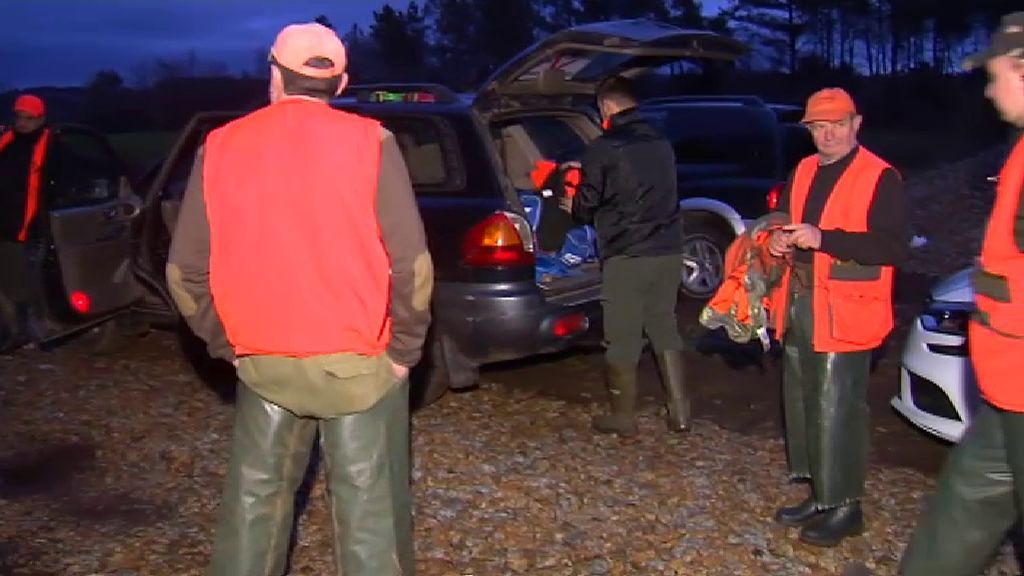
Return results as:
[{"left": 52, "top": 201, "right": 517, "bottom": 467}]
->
[
  {"left": 766, "top": 183, "right": 783, "bottom": 211},
  {"left": 462, "top": 213, "right": 535, "bottom": 267},
  {"left": 70, "top": 291, "right": 91, "bottom": 314},
  {"left": 552, "top": 312, "right": 588, "bottom": 338}
]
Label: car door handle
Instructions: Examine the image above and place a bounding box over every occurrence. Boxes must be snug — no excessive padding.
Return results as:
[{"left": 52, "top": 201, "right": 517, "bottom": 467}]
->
[{"left": 103, "top": 201, "right": 141, "bottom": 220}]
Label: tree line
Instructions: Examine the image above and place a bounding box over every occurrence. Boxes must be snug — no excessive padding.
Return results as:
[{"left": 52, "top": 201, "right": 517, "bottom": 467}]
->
[
  {"left": 339, "top": 0, "right": 1020, "bottom": 87},
  {"left": 6, "top": 0, "right": 1016, "bottom": 149}
]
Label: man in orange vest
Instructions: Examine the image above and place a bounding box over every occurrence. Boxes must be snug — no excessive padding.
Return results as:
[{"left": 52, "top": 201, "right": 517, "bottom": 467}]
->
[
  {"left": 167, "top": 22, "right": 433, "bottom": 576},
  {"left": 0, "top": 94, "right": 52, "bottom": 347},
  {"left": 766, "top": 87, "right": 909, "bottom": 547},
  {"left": 900, "top": 13, "right": 1024, "bottom": 575}
]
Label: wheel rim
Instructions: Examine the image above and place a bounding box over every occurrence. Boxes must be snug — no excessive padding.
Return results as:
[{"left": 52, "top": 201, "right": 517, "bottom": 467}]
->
[{"left": 681, "top": 236, "right": 724, "bottom": 297}]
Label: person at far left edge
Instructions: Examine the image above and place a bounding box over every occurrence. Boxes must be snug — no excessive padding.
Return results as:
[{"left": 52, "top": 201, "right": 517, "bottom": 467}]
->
[{"left": 0, "top": 94, "right": 54, "bottom": 348}]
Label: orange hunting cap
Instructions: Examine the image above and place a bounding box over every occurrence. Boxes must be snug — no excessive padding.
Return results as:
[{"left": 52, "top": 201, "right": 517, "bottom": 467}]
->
[
  {"left": 269, "top": 22, "right": 347, "bottom": 79},
  {"left": 801, "top": 88, "right": 857, "bottom": 124},
  {"left": 13, "top": 94, "right": 45, "bottom": 117}
]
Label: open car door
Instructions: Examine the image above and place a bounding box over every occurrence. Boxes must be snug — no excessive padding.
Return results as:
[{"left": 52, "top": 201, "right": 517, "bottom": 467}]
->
[
  {"left": 476, "top": 19, "right": 747, "bottom": 105},
  {"left": 44, "top": 125, "right": 142, "bottom": 334}
]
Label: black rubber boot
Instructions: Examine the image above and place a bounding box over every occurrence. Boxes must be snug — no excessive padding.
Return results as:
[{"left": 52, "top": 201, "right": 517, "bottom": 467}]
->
[
  {"left": 591, "top": 363, "right": 638, "bottom": 437},
  {"left": 656, "top": 350, "right": 690, "bottom": 432},
  {"left": 773, "top": 496, "right": 821, "bottom": 527},
  {"left": 799, "top": 502, "right": 865, "bottom": 547}
]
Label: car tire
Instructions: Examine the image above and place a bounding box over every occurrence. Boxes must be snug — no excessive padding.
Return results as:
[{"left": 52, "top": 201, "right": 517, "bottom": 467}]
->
[
  {"left": 680, "top": 224, "right": 731, "bottom": 300},
  {"left": 81, "top": 312, "right": 148, "bottom": 355},
  {"left": 410, "top": 337, "right": 450, "bottom": 410}
]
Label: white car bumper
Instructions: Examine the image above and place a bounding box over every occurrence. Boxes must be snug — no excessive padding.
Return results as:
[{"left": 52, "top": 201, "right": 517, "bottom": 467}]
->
[{"left": 891, "top": 315, "right": 974, "bottom": 443}]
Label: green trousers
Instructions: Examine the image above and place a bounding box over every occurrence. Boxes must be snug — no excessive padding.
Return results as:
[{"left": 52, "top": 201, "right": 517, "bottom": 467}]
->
[
  {"left": 900, "top": 402, "right": 1024, "bottom": 576},
  {"left": 783, "top": 289, "right": 871, "bottom": 509},
  {"left": 208, "top": 379, "right": 413, "bottom": 576},
  {"left": 601, "top": 254, "right": 685, "bottom": 369}
]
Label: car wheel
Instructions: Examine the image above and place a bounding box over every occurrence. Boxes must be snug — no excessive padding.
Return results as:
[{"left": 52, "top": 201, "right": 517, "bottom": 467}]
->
[
  {"left": 80, "top": 312, "right": 149, "bottom": 355},
  {"left": 410, "top": 337, "right": 450, "bottom": 410},
  {"left": 680, "top": 225, "right": 730, "bottom": 299}
]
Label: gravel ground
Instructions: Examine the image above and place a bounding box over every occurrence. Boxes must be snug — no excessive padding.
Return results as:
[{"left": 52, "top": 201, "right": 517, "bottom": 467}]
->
[
  {"left": 1, "top": 331, "right": 1021, "bottom": 576},
  {"left": 3, "top": 148, "right": 1023, "bottom": 575}
]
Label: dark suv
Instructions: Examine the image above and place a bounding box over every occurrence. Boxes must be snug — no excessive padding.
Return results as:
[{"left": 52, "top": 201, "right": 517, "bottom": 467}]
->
[
  {"left": 639, "top": 96, "right": 813, "bottom": 298},
  {"left": 14, "top": 20, "right": 747, "bottom": 406}
]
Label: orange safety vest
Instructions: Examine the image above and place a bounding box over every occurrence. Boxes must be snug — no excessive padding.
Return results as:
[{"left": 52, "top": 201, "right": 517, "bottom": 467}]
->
[
  {"left": 0, "top": 128, "right": 51, "bottom": 241},
  {"left": 701, "top": 212, "right": 789, "bottom": 348},
  {"left": 203, "top": 98, "right": 391, "bottom": 357},
  {"left": 530, "top": 159, "right": 581, "bottom": 199},
  {"left": 770, "top": 147, "right": 896, "bottom": 352},
  {"left": 969, "top": 135, "right": 1024, "bottom": 411}
]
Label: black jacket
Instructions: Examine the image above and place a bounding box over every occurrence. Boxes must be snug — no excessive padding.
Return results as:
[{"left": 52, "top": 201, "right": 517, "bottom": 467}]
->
[
  {"left": 0, "top": 128, "right": 46, "bottom": 242},
  {"left": 571, "top": 106, "right": 683, "bottom": 259}
]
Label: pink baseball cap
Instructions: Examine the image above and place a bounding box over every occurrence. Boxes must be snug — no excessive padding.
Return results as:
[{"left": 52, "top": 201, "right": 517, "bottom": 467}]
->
[
  {"left": 14, "top": 94, "right": 45, "bottom": 117},
  {"left": 269, "top": 22, "right": 347, "bottom": 79}
]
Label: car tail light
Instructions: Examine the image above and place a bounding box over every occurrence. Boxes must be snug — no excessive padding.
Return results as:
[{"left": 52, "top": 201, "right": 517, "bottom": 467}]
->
[
  {"left": 766, "top": 182, "right": 783, "bottom": 211},
  {"left": 461, "top": 212, "right": 535, "bottom": 267},
  {"left": 551, "top": 312, "right": 588, "bottom": 338},
  {"left": 70, "top": 291, "right": 92, "bottom": 314}
]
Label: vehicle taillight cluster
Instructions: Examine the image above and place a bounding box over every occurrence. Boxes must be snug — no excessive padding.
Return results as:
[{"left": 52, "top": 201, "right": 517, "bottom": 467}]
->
[
  {"left": 766, "top": 182, "right": 783, "bottom": 211},
  {"left": 70, "top": 291, "right": 92, "bottom": 314},
  {"left": 461, "top": 213, "right": 535, "bottom": 268}
]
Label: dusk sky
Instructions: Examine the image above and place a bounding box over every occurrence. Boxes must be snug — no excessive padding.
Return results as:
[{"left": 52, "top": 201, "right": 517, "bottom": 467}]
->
[{"left": 0, "top": 0, "right": 727, "bottom": 89}]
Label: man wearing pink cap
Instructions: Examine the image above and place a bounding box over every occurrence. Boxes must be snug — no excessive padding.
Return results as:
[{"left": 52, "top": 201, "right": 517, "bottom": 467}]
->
[
  {"left": 0, "top": 93, "right": 52, "bottom": 347},
  {"left": 168, "top": 22, "right": 432, "bottom": 575}
]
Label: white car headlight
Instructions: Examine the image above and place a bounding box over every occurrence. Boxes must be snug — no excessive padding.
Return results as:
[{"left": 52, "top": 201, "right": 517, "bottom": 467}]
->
[{"left": 919, "top": 301, "right": 973, "bottom": 336}]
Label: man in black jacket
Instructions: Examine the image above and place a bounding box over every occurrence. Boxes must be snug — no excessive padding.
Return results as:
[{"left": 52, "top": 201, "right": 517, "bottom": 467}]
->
[
  {"left": 564, "top": 76, "right": 689, "bottom": 437},
  {"left": 0, "top": 94, "right": 52, "bottom": 347}
]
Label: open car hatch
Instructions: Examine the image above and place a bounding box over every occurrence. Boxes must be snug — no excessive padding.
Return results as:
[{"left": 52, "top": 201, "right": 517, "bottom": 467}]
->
[{"left": 476, "top": 19, "right": 747, "bottom": 101}]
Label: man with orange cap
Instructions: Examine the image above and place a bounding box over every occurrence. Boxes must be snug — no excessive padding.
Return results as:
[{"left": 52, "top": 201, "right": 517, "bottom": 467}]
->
[
  {"left": 765, "top": 87, "right": 908, "bottom": 546},
  {"left": 167, "top": 21, "right": 432, "bottom": 575},
  {"left": 899, "top": 12, "right": 1024, "bottom": 576},
  {"left": 0, "top": 94, "right": 52, "bottom": 348}
]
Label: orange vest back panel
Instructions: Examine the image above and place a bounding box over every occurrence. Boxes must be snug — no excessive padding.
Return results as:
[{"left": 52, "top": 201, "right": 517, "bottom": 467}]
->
[
  {"left": 970, "top": 135, "right": 1024, "bottom": 410},
  {"left": 203, "top": 99, "right": 390, "bottom": 357},
  {"left": 770, "top": 147, "right": 895, "bottom": 352}
]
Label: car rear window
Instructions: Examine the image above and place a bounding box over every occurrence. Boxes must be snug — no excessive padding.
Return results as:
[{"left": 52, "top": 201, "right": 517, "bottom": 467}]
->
[
  {"left": 380, "top": 116, "right": 462, "bottom": 190},
  {"left": 350, "top": 109, "right": 497, "bottom": 198}
]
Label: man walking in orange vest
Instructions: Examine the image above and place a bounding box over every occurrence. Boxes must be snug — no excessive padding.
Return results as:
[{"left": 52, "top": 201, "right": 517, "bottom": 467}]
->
[
  {"left": 766, "top": 88, "right": 909, "bottom": 547},
  {"left": 900, "top": 12, "right": 1024, "bottom": 575},
  {"left": 167, "top": 22, "right": 433, "bottom": 576},
  {"left": 0, "top": 94, "right": 52, "bottom": 348}
]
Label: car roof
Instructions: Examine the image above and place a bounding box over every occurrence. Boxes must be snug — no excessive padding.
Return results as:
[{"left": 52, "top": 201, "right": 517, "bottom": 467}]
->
[
  {"left": 331, "top": 83, "right": 473, "bottom": 115},
  {"left": 642, "top": 95, "right": 769, "bottom": 109},
  {"left": 331, "top": 97, "right": 471, "bottom": 115}
]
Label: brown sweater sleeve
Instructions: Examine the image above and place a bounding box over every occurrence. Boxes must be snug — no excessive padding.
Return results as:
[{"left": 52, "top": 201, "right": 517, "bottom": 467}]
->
[
  {"left": 165, "top": 145, "right": 234, "bottom": 362},
  {"left": 377, "top": 128, "right": 434, "bottom": 367}
]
